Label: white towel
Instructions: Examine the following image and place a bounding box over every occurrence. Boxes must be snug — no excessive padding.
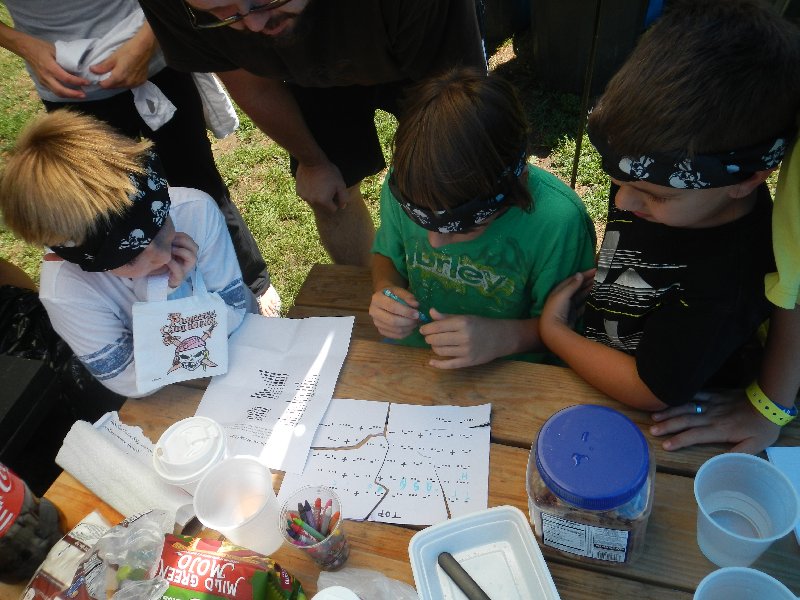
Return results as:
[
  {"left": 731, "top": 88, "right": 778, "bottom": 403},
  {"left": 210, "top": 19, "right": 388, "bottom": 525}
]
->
[
  {"left": 55, "top": 10, "right": 176, "bottom": 131},
  {"left": 192, "top": 72, "right": 239, "bottom": 139},
  {"left": 55, "top": 419, "right": 193, "bottom": 529}
]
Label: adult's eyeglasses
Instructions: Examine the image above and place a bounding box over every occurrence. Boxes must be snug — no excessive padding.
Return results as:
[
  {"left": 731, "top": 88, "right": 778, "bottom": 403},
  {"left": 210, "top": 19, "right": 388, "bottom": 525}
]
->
[{"left": 184, "top": 0, "right": 294, "bottom": 29}]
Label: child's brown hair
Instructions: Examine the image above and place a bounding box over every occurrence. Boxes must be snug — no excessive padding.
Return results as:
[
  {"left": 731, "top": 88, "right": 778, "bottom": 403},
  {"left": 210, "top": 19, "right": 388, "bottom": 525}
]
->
[
  {"left": 392, "top": 67, "right": 532, "bottom": 213},
  {"left": 589, "top": 0, "right": 800, "bottom": 158},
  {"left": 0, "top": 110, "right": 152, "bottom": 246}
]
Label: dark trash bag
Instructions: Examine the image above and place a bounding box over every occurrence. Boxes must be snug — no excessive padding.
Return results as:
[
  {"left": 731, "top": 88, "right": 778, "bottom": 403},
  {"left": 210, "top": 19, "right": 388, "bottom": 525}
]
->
[{"left": 0, "top": 285, "right": 123, "bottom": 420}]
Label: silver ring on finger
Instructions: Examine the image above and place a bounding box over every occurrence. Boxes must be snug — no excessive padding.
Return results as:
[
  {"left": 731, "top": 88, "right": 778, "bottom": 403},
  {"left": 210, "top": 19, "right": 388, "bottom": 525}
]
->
[{"left": 693, "top": 401, "right": 705, "bottom": 415}]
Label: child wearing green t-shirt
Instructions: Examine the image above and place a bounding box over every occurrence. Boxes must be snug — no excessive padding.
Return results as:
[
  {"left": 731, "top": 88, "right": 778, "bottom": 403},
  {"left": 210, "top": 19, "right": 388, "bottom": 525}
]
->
[{"left": 369, "top": 68, "right": 596, "bottom": 369}]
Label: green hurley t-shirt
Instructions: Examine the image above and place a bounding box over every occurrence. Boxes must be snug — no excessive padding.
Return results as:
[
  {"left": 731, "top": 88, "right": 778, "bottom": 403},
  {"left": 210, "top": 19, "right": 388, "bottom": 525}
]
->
[{"left": 373, "top": 164, "right": 596, "bottom": 362}]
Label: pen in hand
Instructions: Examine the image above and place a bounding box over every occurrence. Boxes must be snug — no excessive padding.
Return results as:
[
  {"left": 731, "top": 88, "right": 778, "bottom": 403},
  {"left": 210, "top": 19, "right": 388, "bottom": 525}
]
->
[{"left": 382, "top": 288, "right": 431, "bottom": 323}]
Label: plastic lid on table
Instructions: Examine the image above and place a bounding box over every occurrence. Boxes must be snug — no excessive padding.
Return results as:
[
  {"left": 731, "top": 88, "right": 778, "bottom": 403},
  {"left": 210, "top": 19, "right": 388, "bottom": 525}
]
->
[
  {"left": 152, "top": 416, "right": 226, "bottom": 485},
  {"left": 311, "top": 587, "right": 360, "bottom": 600},
  {"left": 535, "top": 405, "right": 650, "bottom": 511}
]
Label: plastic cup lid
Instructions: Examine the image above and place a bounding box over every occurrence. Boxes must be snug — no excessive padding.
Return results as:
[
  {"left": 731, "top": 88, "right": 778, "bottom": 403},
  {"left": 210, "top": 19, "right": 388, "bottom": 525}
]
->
[
  {"left": 153, "top": 416, "right": 226, "bottom": 484},
  {"left": 311, "top": 587, "right": 360, "bottom": 600},
  {"left": 535, "top": 405, "right": 650, "bottom": 510}
]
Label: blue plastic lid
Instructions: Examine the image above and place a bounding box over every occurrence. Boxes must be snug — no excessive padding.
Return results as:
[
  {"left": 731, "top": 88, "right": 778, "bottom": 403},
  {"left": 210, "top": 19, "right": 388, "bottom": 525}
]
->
[{"left": 535, "top": 405, "right": 650, "bottom": 511}]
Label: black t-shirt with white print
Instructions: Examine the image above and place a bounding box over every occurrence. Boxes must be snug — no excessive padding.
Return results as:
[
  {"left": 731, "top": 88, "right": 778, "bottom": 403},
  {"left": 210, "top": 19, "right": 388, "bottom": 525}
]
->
[{"left": 584, "top": 184, "right": 774, "bottom": 406}]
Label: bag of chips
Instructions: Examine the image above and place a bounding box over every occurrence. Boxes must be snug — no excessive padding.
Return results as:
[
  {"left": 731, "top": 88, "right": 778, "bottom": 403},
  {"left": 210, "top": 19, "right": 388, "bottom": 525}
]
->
[{"left": 158, "top": 534, "right": 307, "bottom": 600}]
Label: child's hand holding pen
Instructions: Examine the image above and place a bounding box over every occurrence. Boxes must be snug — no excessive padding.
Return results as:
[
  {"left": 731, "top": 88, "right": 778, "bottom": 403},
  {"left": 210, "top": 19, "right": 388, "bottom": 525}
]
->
[{"left": 369, "top": 286, "right": 430, "bottom": 339}]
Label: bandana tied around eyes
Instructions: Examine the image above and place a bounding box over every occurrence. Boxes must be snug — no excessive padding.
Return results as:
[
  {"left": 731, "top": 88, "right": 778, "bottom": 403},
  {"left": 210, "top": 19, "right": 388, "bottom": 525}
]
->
[
  {"left": 50, "top": 152, "right": 171, "bottom": 272},
  {"left": 587, "top": 126, "right": 794, "bottom": 190},
  {"left": 390, "top": 151, "right": 528, "bottom": 233}
]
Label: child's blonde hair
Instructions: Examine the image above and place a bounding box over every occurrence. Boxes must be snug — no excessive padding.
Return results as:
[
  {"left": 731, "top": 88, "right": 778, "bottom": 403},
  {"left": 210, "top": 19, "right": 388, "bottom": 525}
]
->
[{"left": 0, "top": 110, "right": 152, "bottom": 246}]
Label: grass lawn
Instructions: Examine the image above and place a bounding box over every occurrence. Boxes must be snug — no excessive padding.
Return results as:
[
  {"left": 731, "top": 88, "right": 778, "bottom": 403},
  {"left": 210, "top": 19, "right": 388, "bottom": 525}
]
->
[{"left": 0, "top": 16, "right": 778, "bottom": 310}]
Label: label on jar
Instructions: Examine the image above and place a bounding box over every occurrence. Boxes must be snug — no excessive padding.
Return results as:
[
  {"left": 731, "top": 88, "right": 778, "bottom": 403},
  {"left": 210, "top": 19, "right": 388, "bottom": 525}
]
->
[
  {"left": 541, "top": 512, "right": 629, "bottom": 562},
  {"left": 0, "top": 464, "right": 25, "bottom": 537}
]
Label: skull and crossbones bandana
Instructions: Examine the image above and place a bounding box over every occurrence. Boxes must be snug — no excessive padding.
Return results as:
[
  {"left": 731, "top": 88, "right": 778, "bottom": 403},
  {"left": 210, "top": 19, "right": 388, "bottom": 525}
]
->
[
  {"left": 588, "top": 125, "right": 794, "bottom": 190},
  {"left": 389, "top": 151, "right": 528, "bottom": 233},
  {"left": 50, "top": 151, "right": 170, "bottom": 272}
]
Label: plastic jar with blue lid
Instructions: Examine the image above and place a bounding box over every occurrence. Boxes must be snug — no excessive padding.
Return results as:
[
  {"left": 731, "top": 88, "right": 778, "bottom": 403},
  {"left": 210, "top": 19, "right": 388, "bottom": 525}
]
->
[{"left": 526, "top": 405, "right": 655, "bottom": 565}]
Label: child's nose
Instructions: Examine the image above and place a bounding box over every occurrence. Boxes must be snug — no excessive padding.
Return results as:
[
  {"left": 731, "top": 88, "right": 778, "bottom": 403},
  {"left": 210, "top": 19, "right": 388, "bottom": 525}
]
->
[
  {"left": 613, "top": 185, "right": 644, "bottom": 213},
  {"left": 154, "top": 245, "right": 173, "bottom": 267}
]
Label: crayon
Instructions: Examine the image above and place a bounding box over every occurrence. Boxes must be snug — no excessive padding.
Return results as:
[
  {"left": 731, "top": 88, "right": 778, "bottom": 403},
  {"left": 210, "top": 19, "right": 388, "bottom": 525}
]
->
[
  {"left": 293, "top": 517, "right": 326, "bottom": 541},
  {"left": 313, "top": 497, "right": 322, "bottom": 530},
  {"left": 382, "top": 288, "right": 431, "bottom": 323},
  {"left": 328, "top": 511, "right": 340, "bottom": 533},
  {"left": 289, "top": 523, "right": 317, "bottom": 545},
  {"left": 320, "top": 505, "right": 333, "bottom": 535}
]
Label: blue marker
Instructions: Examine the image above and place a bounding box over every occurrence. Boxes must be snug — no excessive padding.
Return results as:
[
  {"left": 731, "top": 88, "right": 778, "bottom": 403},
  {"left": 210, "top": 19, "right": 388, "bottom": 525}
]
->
[{"left": 382, "top": 288, "right": 431, "bottom": 323}]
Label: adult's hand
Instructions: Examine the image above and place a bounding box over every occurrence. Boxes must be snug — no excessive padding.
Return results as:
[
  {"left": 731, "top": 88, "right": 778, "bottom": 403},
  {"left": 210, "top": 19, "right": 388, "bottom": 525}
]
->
[
  {"left": 295, "top": 159, "right": 347, "bottom": 214},
  {"left": 650, "top": 390, "right": 781, "bottom": 454},
  {"left": 93, "top": 23, "right": 156, "bottom": 89},
  {"left": 13, "top": 33, "right": 89, "bottom": 98},
  {"left": 217, "top": 70, "right": 341, "bottom": 211}
]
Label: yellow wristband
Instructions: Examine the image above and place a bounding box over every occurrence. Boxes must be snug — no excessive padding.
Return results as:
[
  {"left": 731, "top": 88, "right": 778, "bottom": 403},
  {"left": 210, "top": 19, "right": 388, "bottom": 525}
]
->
[{"left": 746, "top": 381, "right": 797, "bottom": 427}]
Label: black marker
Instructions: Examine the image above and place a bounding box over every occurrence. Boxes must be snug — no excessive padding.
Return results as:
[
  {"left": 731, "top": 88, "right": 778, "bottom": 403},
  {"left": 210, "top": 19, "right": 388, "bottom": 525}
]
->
[{"left": 437, "top": 552, "right": 492, "bottom": 600}]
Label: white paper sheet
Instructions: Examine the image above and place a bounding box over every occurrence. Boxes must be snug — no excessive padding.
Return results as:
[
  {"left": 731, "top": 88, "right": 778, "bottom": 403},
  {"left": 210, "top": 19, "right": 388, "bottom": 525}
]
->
[
  {"left": 196, "top": 314, "right": 354, "bottom": 473},
  {"left": 93, "top": 411, "right": 155, "bottom": 466},
  {"left": 279, "top": 399, "right": 491, "bottom": 526},
  {"left": 766, "top": 446, "right": 800, "bottom": 545}
]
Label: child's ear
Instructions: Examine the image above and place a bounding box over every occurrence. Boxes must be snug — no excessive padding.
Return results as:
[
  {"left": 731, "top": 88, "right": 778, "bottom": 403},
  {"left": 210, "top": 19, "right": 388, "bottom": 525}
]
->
[{"left": 728, "top": 168, "right": 776, "bottom": 199}]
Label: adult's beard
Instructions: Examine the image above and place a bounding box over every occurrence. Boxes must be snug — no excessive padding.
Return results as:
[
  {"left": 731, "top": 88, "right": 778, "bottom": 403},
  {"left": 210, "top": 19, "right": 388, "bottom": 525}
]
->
[{"left": 261, "top": 0, "right": 317, "bottom": 47}]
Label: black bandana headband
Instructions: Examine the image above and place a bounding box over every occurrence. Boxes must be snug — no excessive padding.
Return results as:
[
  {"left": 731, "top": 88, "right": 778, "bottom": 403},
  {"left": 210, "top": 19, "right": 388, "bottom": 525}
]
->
[
  {"left": 390, "top": 152, "right": 528, "bottom": 233},
  {"left": 588, "top": 126, "right": 792, "bottom": 189},
  {"left": 50, "top": 151, "right": 170, "bottom": 272}
]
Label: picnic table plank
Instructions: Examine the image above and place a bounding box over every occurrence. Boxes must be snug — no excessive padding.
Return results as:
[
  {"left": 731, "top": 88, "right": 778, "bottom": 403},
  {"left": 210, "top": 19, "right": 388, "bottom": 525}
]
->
[{"left": 294, "top": 264, "right": 374, "bottom": 312}]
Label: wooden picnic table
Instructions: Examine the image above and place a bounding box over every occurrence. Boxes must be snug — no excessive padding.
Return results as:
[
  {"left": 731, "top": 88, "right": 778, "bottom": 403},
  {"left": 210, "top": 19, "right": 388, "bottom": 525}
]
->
[{"left": 4, "top": 264, "right": 798, "bottom": 600}]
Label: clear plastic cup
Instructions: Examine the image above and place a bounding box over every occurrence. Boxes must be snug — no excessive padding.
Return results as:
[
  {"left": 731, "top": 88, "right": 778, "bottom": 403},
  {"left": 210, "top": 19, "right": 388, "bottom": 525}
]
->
[
  {"left": 694, "top": 567, "right": 797, "bottom": 600},
  {"left": 152, "top": 416, "right": 227, "bottom": 494},
  {"left": 694, "top": 453, "right": 800, "bottom": 567},
  {"left": 279, "top": 485, "right": 350, "bottom": 570},
  {"left": 193, "top": 456, "right": 283, "bottom": 556}
]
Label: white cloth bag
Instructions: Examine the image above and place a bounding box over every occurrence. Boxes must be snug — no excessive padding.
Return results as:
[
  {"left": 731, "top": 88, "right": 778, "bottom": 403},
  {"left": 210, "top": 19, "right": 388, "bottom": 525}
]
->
[{"left": 132, "top": 270, "right": 228, "bottom": 394}]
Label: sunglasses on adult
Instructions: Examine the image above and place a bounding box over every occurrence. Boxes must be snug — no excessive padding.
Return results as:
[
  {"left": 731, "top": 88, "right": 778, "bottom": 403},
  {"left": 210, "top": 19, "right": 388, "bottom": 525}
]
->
[{"left": 183, "top": 0, "right": 294, "bottom": 29}]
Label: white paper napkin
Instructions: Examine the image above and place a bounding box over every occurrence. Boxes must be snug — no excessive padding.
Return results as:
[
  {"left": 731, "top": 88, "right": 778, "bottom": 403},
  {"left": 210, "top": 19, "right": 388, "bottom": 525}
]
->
[
  {"left": 766, "top": 445, "right": 800, "bottom": 545},
  {"left": 55, "top": 419, "right": 193, "bottom": 529}
]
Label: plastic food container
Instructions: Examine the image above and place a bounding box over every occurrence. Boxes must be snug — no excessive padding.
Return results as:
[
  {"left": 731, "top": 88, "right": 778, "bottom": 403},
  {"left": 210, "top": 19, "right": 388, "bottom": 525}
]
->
[
  {"left": 152, "top": 416, "right": 227, "bottom": 494},
  {"left": 409, "top": 505, "right": 561, "bottom": 599},
  {"left": 527, "top": 405, "right": 654, "bottom": 566}
]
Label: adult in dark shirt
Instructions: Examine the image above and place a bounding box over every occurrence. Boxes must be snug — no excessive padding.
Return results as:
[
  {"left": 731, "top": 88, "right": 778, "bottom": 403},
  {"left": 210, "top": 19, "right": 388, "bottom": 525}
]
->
[{"left": 138, "top": 0, "right": 486, "bottom": 266}]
